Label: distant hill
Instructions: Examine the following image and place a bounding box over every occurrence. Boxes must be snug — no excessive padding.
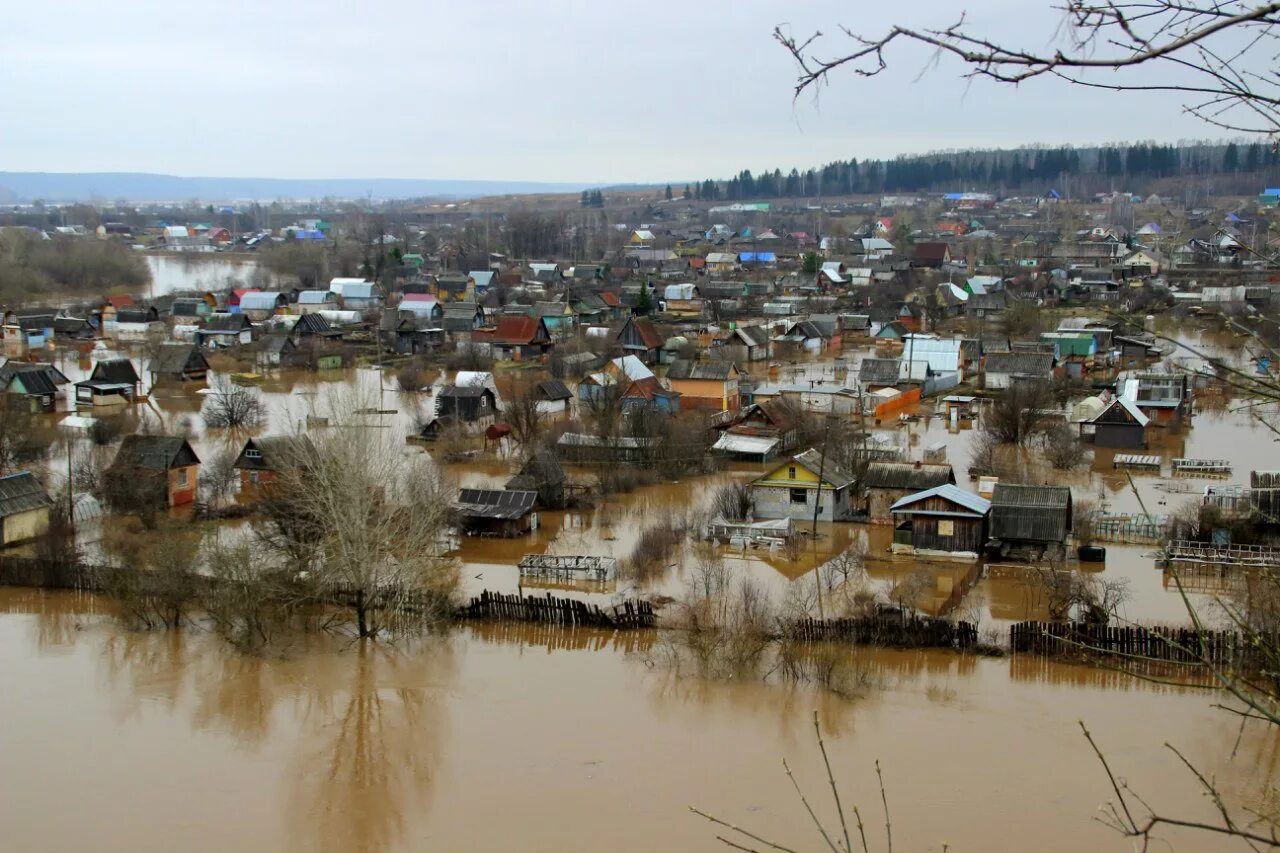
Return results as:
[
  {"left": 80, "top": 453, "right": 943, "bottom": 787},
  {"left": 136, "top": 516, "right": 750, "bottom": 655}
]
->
[{"left": 0, "top": 172, "right": 595, "bottom": 203}]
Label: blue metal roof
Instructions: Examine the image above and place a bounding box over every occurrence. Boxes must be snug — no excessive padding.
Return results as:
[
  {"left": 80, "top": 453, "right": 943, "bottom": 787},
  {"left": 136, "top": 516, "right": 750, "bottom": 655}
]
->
[{"left": 890, "top": 483, "right": 990, "bottom": 516}]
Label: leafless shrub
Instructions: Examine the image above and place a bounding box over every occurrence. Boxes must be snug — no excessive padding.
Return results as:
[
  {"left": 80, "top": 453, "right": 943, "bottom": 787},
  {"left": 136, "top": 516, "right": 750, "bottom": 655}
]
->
[
  {"left": 886, "top": 567, "right": 933, "bottom": 612},
  {"left": 202, "top": 375, "right": 267, "bottom": 429},
  {"left": 445, "top": 343, "right": 493, "bottom": 371},
  {"left": 624, "top": 515, "right": 686, "bottom": 581},
  {"left": 1042, "top": 422, "right": 1087, "bottom": 470},
  {"left": 710, "top": 480, "right": 753, "bottom": 521},
  {"left": 983, "top": 381, "right": 1055, "bottom": 445},
  {"left": 394, "top": 359, "right": 432, "bottom": 393}
]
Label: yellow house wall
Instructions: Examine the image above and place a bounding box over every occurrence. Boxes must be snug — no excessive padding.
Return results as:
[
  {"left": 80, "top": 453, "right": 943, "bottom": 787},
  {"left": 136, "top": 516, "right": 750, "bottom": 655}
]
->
[
  {"left": 3, "top": 506, "right": 50, "bottom": 545},
  {"left": 755, "top": 462, "right": 822, "bottom": 488}
]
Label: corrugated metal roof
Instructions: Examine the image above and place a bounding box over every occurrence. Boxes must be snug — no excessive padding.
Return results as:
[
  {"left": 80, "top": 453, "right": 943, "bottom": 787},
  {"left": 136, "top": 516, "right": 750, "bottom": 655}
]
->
[
  {"left": 989, "top": 483, "right": 1072, "bottom": 543},
  {"left": 890, "top": 483, "right": 990, "bottom": 516},
  {"left": 864, "top": 462, "right": 955, "bottom": 491}
]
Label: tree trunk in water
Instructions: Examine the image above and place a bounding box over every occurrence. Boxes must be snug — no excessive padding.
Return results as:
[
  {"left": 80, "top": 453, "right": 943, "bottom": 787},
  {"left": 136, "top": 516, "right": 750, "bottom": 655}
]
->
[{"left": 356, "top": 589, "right": 368, "bottom": 637}]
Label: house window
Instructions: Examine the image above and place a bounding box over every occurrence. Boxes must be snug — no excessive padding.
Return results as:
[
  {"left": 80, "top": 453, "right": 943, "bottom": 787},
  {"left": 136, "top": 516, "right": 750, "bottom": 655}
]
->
[
  {"left": 788, "top": 466, "right": 797, "bottom": 480},
  {"left": 249, "top": 471, "right": 259, "bottom": 485},
  {"left": 790, "top": 488, "right": 807, "bottom": 504},
  {"left": 937, "top": 519, "right": 954, "bottom": 536},
  {"left": 245, "top": 448, "right": 262, "bottom": 459},
  {"left": 176, "top": 469, "right": 188, "bottom": 487}
]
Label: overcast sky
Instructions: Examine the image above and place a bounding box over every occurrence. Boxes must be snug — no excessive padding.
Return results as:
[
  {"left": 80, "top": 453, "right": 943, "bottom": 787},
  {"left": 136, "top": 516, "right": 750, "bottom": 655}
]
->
[{"left": 0, "top": 1, "right": 1237, "bottom": 183}]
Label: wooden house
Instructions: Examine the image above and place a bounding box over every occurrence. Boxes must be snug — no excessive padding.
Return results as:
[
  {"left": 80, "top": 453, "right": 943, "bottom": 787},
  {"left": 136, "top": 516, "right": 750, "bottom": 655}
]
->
[
  {"left": 74, "top": 358, "right": 140, "bottom": 408},
  {"left": 712, "top": 400, "right": 798, "bottom": 461},
  {"left": 0, "top": 362, "right": 69, "bottom": 413},
  {"left": 665, "top": 359, "right": 740, "bottom": 412},
  {"left": 53, "top": 316, "right": 95, "bottom": 340},
  {"left": 106, "top": 435, "right": 201, "bottom": 508},
  {"left": 196, "top": 313, "right": 254, "bottom": 348},
  {"left": 1119, "top": 372, "right": 1191, "bottom": 426},
  {"left": 454, "top": 488, "right": 537, "bottom": 536},
  {"left": 232, "top": 435, "right": 312, "bottom": 493},
  {"left": 533, "top": 379, "right": 573, "bottom": 417},
  {"left": 863, "top": 462, "right": 956, "bottom": 523},
  {"left": 988, "top": 483, "right": 1073, "bottom": 559},
  {"left": 911, "top": 242, "right": 952, "bottom": 268},
  {"left": 237, "top": 291, "right": 288, "bottom": 321},
  {"left": 295, "top": 290, "right": 340, "bottom": 314},
  {"left": 982, "top": 351, "right": 1055, "bottom": 390},
  {"left": 716, "top": 325, "right": 771, "bottom": 363},
  {"left": 484, "top": 316, "right": 552, "bottom": 362},
  {"left": 1082, "top": 396, "right": 1148, "bottom": 448},
  {"left": 0, "top": 472, "right": 53, "bottom": 545},
  {"left": 151, "top": 343, "right": 209, "bottom": 382},
  {"left": 890, "top": 483, "right": 990, "bottom": 559},
  {"left": 749, "top": 449, "right": 857, "bottom": 522},
  {"left": 615, "top": 317, "right": 664, "bottom": 365},
  {"left": 436, "top": 384, "right": 498, "bottom": 423}
]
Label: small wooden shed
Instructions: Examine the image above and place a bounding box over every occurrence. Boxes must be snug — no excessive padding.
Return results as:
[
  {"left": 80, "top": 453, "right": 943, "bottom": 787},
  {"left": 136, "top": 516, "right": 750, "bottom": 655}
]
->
[{"left": 890, "top": 484, "right": 990, "bottom": 559}]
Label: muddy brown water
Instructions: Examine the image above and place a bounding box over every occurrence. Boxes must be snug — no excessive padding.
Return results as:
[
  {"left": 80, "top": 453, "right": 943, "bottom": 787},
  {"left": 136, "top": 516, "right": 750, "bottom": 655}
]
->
[{"left": 0, "top": 588, "right": 1276, "bottom": 852}]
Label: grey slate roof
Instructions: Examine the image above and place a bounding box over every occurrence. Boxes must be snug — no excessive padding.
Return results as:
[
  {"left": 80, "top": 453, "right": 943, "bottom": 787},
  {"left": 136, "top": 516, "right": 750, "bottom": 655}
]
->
[
  {"left": 858, "top": 358, "right": 901, "bottom": 385},
  {"left": 792, "top": 449, "right": 857, "bottom": 490},
  {"left": 89, "top": 358, "right": 140, "bottom": 385},
  {"left": 863, "top": 462, "right": 955, "bottom": 491},
  {"left": 989, "top": 483, "right": 1072, "bottom": 543},
  {"left": 666, "top": 358, "right": 735, "bottom": 381},
  {"left": 151, "top": 344, "right": 206, "bottom": 376},
  {"left": 535, "top": 379, "right": 572, "bottom": 401},
  {"left": 984, "top": 351, "right": 1054, "bottom": 376},
  {"left": 110, "top": 435, "right": 200, "bottom": 472},
  {"left": 0, "top": 472, "right": 52, "bottom": 517}
]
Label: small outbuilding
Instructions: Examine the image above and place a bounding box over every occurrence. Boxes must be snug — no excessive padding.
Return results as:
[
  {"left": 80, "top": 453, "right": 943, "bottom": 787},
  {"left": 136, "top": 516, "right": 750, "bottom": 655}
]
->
[
  {"left": 1082, "top": 396, "right": 1149, "bottom": 449},
  {"left": 988, "top": 483, "right": 1073, "bottom": 559},
  {"left": 0, "top": 472, "right": 53, "bottom": 545},
  {"left": 749, "top": 449, "right": 856, "bottom": 522},
  {"left": 890, "top": 484, "right": 990, "bottom": 559},
  {"left": 863, "top": 462, "right": 956, "bottom": 523},
  {"left": 454, "top": 488, "right": 538, "bottom": 536}
]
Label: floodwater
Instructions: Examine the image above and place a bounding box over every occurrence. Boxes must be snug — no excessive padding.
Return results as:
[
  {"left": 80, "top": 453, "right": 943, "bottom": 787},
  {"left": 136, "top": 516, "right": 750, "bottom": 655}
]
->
[
  {"left": 0, "top": 588, "right": 1275, "bottom": 853},
  {"left": 145, "top": 254, "right": 270, "bottom": 297},
  {"left": 27, "top": 317, "right": 1277, "bottom": 628}
]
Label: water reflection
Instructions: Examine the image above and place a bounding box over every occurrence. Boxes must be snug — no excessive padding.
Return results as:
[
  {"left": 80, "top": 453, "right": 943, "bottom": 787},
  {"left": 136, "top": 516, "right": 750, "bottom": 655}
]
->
[{"left": 87, "top": 616, "right": 456, "bottom": 853}]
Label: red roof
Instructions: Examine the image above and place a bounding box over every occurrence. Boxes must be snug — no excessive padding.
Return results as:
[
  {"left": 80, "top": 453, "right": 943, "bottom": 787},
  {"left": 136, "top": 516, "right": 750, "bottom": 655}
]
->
[
  {"left": 492, "top": 315, "right": 540, "bottom": 345},
  {"left": 689, "top": 257, "right": 706, "bottom": 269},
  {"left": 632, "top": 318, "right": 664, "bottom": 349},
  {"left": 599, "top": 292, "right": 621, "bottom": 307},
  {"left": 105, "top": 295, "right": 134, "bottom": 309},
  {"left": 622, "top": 376, "right": 667, "bottom": 400},
  {"left": 230, "top": 288, "right": 256, "bottom": 305}
]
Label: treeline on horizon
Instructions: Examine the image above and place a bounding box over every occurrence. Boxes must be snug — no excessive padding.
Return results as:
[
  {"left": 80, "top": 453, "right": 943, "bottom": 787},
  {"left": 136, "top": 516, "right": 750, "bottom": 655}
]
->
[{"left": 660, "top": 141, "right": 1280, "bottom": 202}]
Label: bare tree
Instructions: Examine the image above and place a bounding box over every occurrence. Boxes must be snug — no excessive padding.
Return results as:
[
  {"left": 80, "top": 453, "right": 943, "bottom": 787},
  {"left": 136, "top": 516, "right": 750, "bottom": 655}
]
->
[
  {"left": 776, "top": 2, "right": 1280, "bottom": 135},
  {"left": 501, "top": 380, "right": 544, "bottom": 458},
  {"left": 202, "top": 375, "right": 267, "bottom": 429},
  {"left": 258, "top": 391, "right": 459, "bottom": 638},
  {"left": 1042, "top": 422, "right": 1088, "bottom": 470},
  {"left": 983, "top": 381, "right": 1056, "bottom": 445}
]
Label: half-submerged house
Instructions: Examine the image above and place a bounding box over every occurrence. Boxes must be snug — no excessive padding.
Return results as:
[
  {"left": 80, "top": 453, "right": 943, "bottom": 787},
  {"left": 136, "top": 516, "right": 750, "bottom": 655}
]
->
[
  {"left": 1082, "top": 396, "right": 1148, "bottom": 449},
  {"left": 749, "top": 449, "right": 856, "bottom": 522},
  {"left": 106, "top": 435, "right": 201, "bottom": 508},
  {"left": 0, "top": 472, "right": 53, "bottom": 545},
  {"left": 890, "top": 484, "right": 990, "bottom": 559},
  {"left": 863, "top": 462, "right": 956, "bottom": 523},
  {"left": 454, "top": 488, "right": 538, "bottom": 536},
  {"left": 988, "top": 483, "right": 1073, "bottom": 559}
]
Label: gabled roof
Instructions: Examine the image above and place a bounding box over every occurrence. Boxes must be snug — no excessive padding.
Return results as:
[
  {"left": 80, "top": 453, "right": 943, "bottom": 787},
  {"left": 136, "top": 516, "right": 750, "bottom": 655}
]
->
[
  {"left": 110, "top": 435, "right": 200, "bottom": 472},
  {"left": 0, "top": 361, "right": 70, "bottom": 388},
  {"left": 0, "top": 472, "right": 53, "bottom": 517},
  {"left": 89, "top": 358, "right": 140, "bottom": 385},
  {"left": 492, "top": 315, "right": 545, "bottom": 345},
  {"left": 202, "top": 312, "right": 253, "bottom": 333},
  {"left": 535, "top": 379, "right": 572, "bottom": 401},
  {"left": 760, "top": 449, "right": 856, "bottom": 490},
  {"left": 730, "top": 325, "right": 771, "bottom": 348},
  {"left": 1087, "top": 395, "right": 1150, "bottom": 427},
  {"left": 297, "top": 289, "right": 337, "bottom": 305},
  {"left": 666, "top": 358, "right": 736, "bottom": 381},
  {"left": 891, "top": 483, "right": 990, "bottom": 516},
  {"left": 984, "top": 351, "right": 1054, "bottom": 376},
  {"left": 152, "top": 343, "right": 207, "bottom": 375},
  {"left": 858, "top": 357, "right": 901, "bottom": 385}
]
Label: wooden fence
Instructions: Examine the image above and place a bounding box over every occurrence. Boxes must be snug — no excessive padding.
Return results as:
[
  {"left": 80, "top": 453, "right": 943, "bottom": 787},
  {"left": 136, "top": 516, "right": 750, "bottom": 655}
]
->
[
  {"left": 0, "top": 555, "right": 101, "bottom": 591},
  {"left": 787, "top": 612, "right": 978, "bottom": 649},
  {"left": 457, "top": 590, "right": 655, "bottom": 629},
  {"left": 1010, "top": 621, "right": 1274, "bottom": 667}
]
